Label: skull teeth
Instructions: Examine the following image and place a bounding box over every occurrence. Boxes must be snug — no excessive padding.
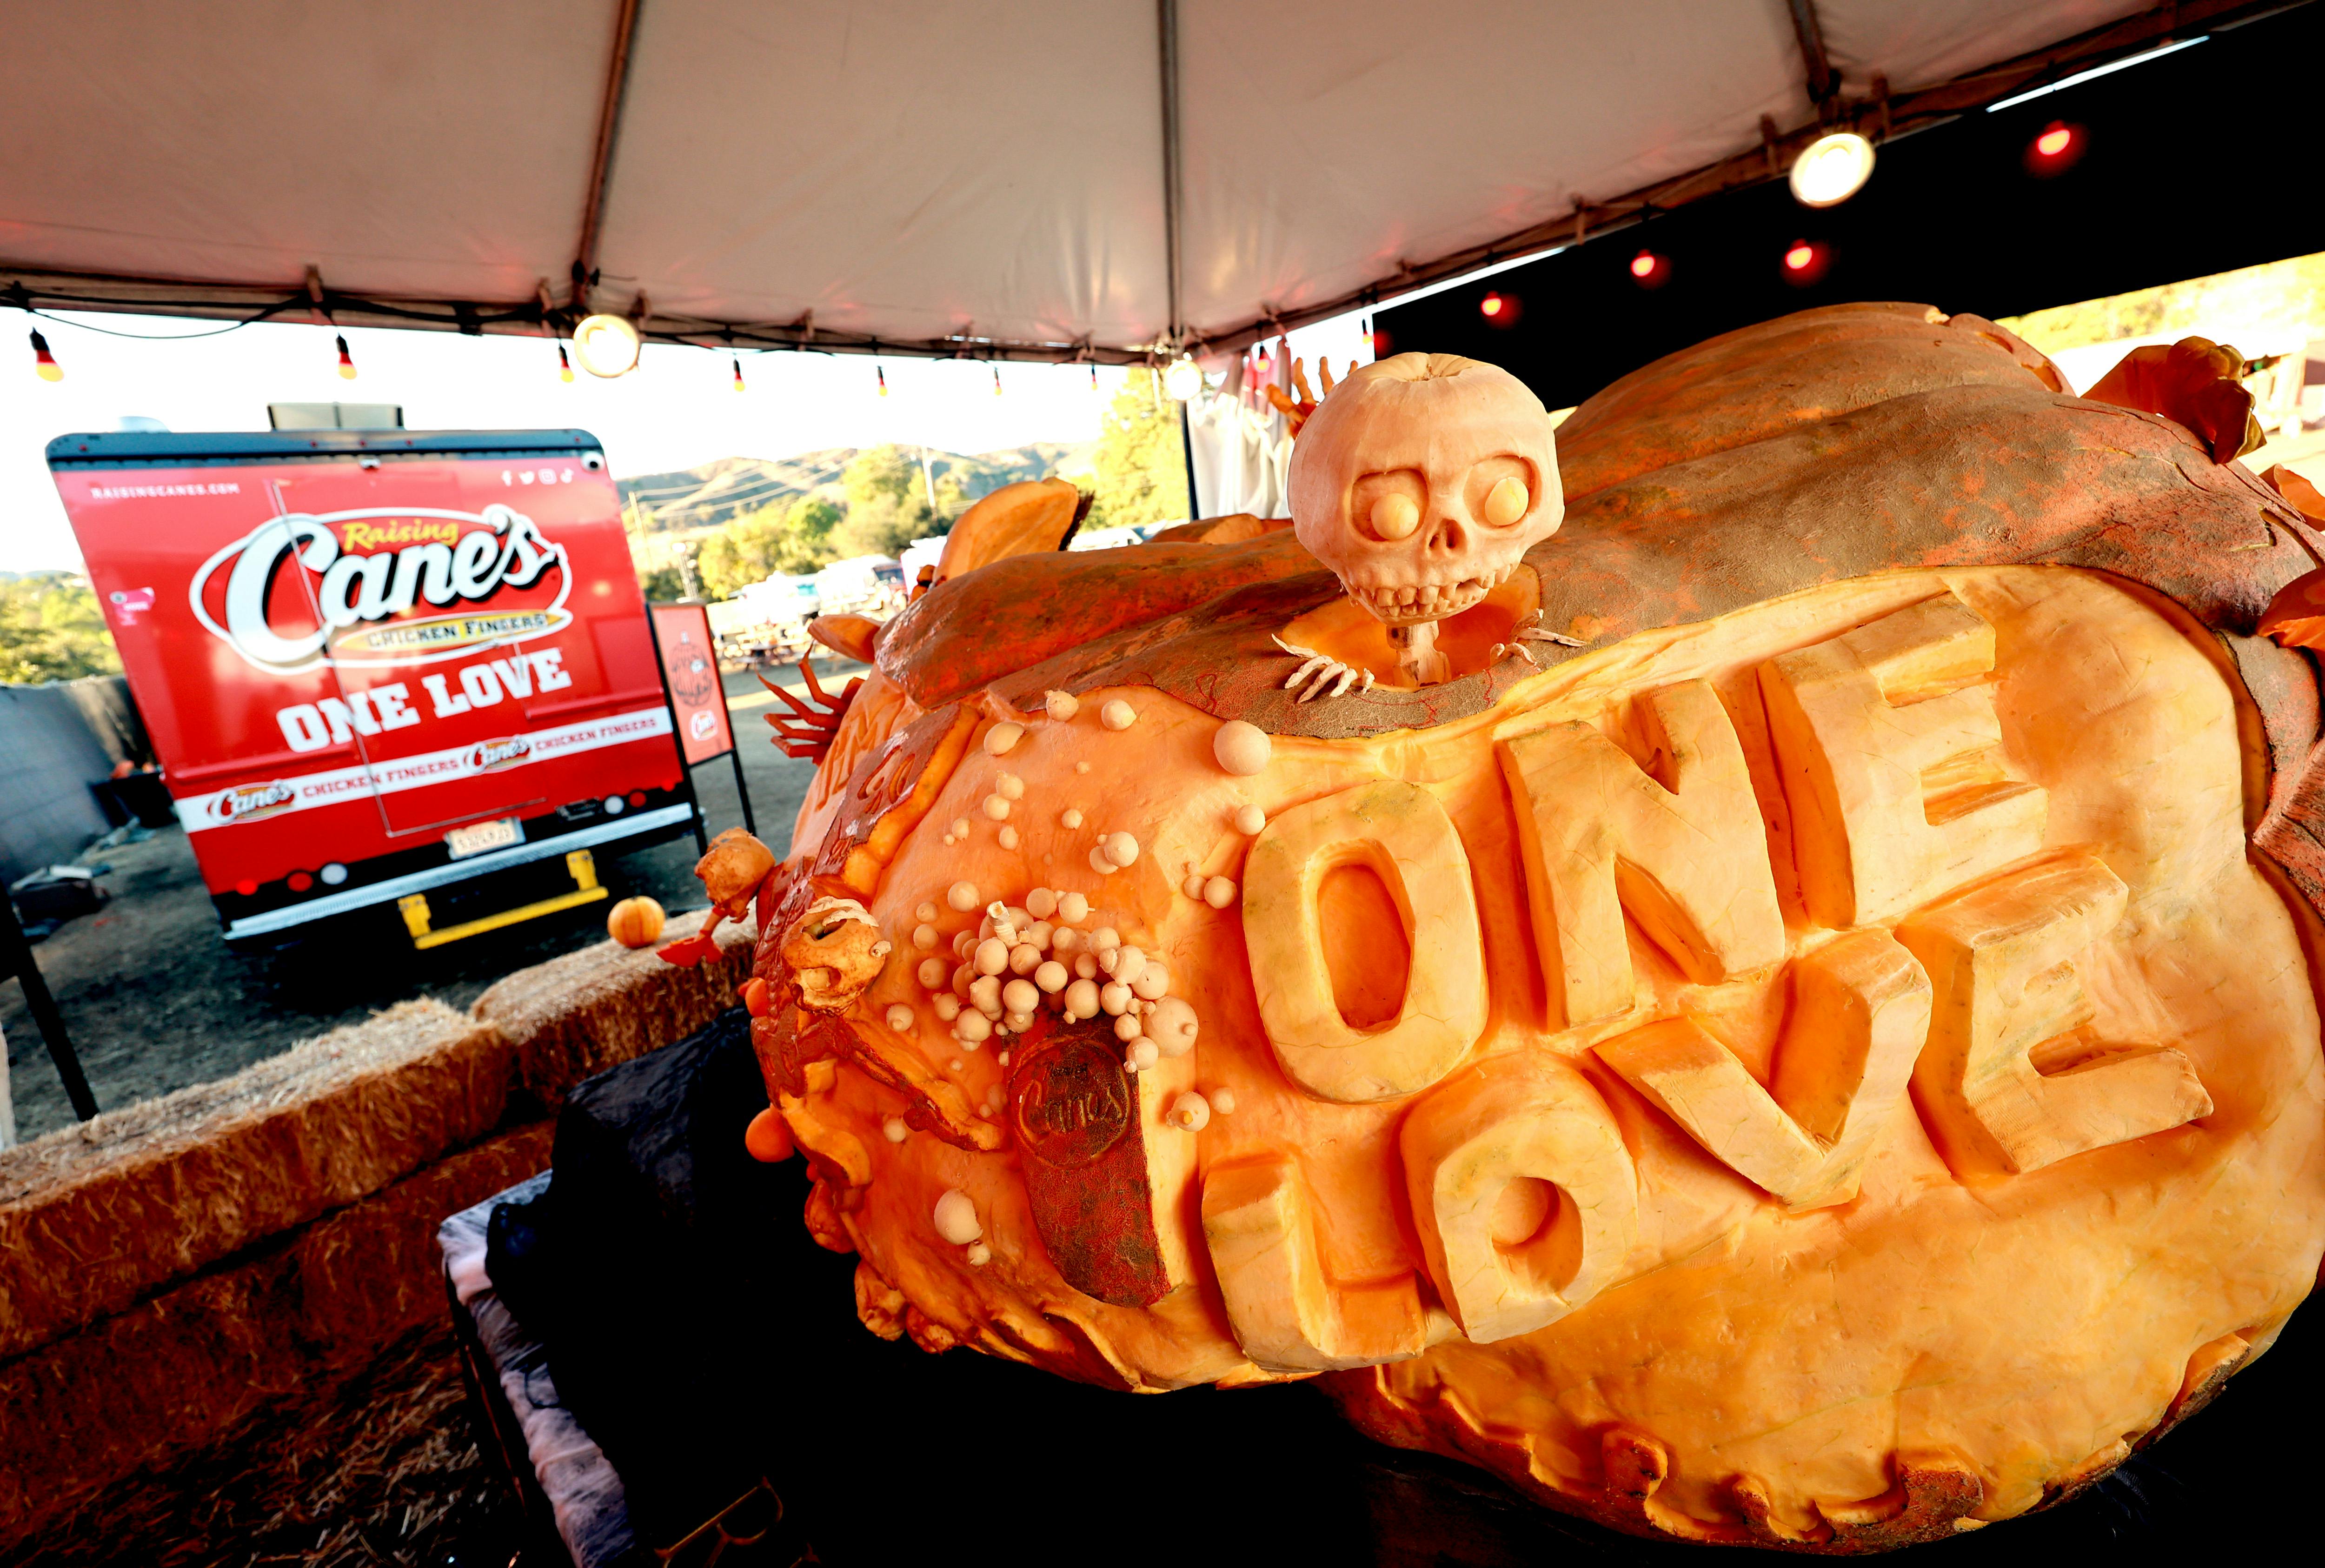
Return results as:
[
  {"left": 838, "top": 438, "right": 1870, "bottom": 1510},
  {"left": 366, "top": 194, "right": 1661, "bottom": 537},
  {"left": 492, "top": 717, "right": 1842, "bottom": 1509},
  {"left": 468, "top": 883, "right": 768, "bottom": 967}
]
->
[{"left": 1347, "top": 561, "right": 1530, "bottom": 619}]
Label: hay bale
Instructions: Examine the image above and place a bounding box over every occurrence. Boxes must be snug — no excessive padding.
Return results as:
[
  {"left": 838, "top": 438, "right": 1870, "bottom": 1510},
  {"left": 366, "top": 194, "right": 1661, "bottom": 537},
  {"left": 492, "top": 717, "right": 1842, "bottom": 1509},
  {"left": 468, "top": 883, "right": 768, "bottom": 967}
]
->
[
  {"left": 472, "top": 907, "right": 756, "bottom": 1112},
  {"left": 0, "top": 1120, "right": 553, "bottom": 1553},
  {"left": 0, "top": 998, "right": 512, "bottom": 1362}
]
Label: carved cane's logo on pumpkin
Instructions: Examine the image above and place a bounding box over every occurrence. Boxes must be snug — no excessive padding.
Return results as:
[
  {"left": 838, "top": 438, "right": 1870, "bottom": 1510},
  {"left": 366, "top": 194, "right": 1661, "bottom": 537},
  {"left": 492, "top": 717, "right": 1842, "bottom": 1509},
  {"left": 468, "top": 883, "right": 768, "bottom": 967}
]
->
[{"left": 1013, "top": 1037, "right": 1131, "bottom": 1167}]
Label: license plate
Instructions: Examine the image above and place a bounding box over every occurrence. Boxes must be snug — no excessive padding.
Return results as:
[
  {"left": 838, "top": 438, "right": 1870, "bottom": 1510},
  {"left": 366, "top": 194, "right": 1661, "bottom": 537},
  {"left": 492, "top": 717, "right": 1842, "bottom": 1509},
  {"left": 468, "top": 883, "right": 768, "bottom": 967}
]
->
[{"left": 445, "top": 817, "right": 522, "bottom": 859}]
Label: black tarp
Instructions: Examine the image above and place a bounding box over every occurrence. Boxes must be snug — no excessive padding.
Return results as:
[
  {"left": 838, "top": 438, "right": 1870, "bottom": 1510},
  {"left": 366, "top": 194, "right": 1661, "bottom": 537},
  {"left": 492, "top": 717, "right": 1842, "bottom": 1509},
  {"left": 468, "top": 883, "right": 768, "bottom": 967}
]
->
[{"left": 0, "top": 678, "right": 144, "bottom": 888}]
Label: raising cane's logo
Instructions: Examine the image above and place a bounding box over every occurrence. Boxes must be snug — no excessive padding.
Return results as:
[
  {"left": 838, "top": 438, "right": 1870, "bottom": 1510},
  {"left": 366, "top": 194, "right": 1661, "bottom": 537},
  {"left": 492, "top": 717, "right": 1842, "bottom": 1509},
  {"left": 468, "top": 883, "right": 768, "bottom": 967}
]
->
[
  {"left": 212, "top": 781, "right": 296, "bottom": 824},
  {"left": 189, "top": 505, "right": 571, "bottom": 675},
  {"left": 1012, "top": 1036, "right": 1133, "bottom": 1169},
  {"left": 470, "top": 736, "right": 532, "bottom": 771}
]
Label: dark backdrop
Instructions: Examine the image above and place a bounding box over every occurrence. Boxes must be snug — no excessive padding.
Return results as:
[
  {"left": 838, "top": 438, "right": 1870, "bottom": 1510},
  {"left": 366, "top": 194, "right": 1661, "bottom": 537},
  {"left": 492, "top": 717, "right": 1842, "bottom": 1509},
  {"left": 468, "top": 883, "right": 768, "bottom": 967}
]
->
[{"left": 1378, "top": 2, "right": 2325, "bottom": 410}]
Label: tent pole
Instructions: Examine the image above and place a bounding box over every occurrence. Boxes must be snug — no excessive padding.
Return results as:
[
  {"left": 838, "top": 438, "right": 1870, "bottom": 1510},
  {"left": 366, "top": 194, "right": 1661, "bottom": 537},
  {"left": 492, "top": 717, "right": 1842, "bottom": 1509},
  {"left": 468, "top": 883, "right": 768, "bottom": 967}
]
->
[
  {"left": 1179, "top": 400, "right": 1200, "bottom": 523},
  {"left": 1156, "top": 0, "right": 1184, "bottom": 351},
  {"left": 571, "top": 0, "right": 646, "bottom": 313},
  {"left": 1785, "top": 0, "right": 1838, "bottom": 112}
]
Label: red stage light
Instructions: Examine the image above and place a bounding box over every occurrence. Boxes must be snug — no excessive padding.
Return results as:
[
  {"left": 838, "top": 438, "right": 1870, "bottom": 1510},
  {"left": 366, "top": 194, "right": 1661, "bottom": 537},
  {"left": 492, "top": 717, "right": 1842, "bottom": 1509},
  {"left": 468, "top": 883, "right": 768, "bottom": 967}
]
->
[
  {"left": 1480, "top": 292, "right": 1504, "bottom": 318},
  {"left": 1630, "top": 252, "right": 1657, "bottom": 279},
  {"left": 235, "top": 878, "right": 259, "bottom": 897},
  {"left": 2025, "top": 120, "right": 2086, "bottom": 177},
  {"left": 1784, "top": 242, "right": 1815, "bottom": 272}
]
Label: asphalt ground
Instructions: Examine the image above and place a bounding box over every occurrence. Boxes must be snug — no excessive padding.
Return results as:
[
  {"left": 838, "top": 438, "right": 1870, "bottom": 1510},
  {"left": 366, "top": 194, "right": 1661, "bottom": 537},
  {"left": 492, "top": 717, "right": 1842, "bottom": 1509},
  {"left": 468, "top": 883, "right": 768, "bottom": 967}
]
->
[{"left": 0, "top": 658, "right": 858, "bottom": 1144}]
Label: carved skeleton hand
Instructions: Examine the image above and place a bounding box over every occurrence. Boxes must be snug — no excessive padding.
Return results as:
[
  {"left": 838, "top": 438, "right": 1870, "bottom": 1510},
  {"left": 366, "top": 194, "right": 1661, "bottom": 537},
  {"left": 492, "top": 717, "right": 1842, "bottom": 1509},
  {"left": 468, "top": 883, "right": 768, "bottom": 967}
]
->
[
  {"left": 1491, "top": 610, "right": 1588, "bottom": 668},
  {"left": 764, "top": 656, "right": 862, "bottom": 763},
  {"left": 1274, "top": 634, "right": 1377, "bottom": 703}
]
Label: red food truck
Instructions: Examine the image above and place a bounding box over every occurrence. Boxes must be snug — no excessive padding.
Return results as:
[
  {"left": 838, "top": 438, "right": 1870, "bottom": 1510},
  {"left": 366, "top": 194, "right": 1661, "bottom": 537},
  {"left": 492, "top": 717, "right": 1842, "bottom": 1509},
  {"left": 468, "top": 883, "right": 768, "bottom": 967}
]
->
[{"left": 46, "top": 429, "right": 703, "bottom": 950}]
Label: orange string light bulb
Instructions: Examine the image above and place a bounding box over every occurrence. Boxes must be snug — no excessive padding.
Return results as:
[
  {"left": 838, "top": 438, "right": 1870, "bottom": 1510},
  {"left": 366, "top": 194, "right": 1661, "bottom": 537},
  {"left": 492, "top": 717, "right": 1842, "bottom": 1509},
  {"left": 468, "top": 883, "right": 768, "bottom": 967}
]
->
[
  {"left": 557, "top": 343, "right": 574, "bottom": 383},
  {"left": 731, "top": 355, "right": 746, "bottom": 392},
  {"left": 991, "top": 364, "right": 1003, "bottom": 397},
  {"left": 334, "top": 334, "right": 357, "bottom": 380},
  {"left": 29, "top": 329, "right": 61, "bottom": 382},
  {"left": 877, "top": 364, "right": 889, "bottom": 397}
]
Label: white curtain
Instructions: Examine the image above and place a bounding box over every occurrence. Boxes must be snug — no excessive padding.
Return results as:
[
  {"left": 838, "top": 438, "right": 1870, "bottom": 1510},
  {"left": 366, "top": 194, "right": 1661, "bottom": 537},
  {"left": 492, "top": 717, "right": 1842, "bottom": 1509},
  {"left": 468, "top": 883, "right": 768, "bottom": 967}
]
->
[{"left": 1186, "top": 390, "right": 1292, "bottom": 521}]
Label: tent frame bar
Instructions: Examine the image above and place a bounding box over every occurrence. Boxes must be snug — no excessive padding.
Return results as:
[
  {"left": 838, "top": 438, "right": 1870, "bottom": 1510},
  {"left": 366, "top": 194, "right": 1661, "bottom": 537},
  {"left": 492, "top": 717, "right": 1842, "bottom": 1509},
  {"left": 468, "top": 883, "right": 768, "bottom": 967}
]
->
[
  {"left": 1787, "top": 0, "right": 1839, "bottom": 111},
  {"left": 571, "top": 0, "right": 647, "bottom": 313},
  {"left": 0, "top": 0, "right": 2297, "bottom": 365},
  {"left": 1156, "top": 0, "right": 1186, "bottom": 351}
]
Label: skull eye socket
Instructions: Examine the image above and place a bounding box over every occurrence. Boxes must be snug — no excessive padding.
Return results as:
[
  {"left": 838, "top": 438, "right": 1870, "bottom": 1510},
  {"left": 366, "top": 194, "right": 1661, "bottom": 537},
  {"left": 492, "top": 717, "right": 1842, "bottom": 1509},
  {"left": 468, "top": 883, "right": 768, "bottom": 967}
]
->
[
  {"left": 1351, "top": 470, "right": 1426, "bottom": 542},
  {"left": 1468, "top": 456, "right": 1533, "bottom": 527}
]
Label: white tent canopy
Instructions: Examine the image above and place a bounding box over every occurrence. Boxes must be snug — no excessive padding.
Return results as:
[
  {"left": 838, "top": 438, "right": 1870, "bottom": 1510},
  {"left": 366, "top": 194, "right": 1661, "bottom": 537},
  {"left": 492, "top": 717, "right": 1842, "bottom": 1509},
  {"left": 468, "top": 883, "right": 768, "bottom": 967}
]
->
[{"left": 0, "top": 1, "right": 2246, "bottom": 361}]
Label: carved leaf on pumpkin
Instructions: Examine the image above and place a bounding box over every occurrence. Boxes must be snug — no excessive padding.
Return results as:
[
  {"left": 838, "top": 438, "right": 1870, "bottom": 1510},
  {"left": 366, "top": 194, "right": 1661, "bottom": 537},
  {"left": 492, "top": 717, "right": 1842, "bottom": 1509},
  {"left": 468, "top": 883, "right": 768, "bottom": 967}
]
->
[
  {"left": 2257, "top": 465, "right": 2325, "bottom": 649},
  {"left": 1264, "top": 356, "right": 1360, "bottom": 437},
  {"left": 763, "top": 654, "right": 862, "bottom": 763},
  {"left": 654, "top": 929, "right": 725, "bottom": 967},
  {"left": 2080, "top": 335, "right": 2265, "bottom": 464}
]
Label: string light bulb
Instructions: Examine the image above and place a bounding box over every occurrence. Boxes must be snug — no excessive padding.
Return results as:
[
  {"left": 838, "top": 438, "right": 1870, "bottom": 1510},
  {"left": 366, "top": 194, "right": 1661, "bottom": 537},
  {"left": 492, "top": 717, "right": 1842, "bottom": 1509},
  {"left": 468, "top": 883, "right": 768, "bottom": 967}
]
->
[
  {"left": 572, "top": 313, "right": 643, "bottom": 378},
  {"left": 557, "top": 342, "right": 575, "bottom": 383},
  {"left": 28, "top": 329, "right": 61, "bottom": 382},
  {"left": 1480, "top": 292, "right": 1505, "bottom": 318},
  {"left": 1088, "top": 362, "right": 1098, "bottom": 391},
  {"left": 1789, "top": 131, "right": 1876, "bottom": 208},
  {"left": 1162, "top": 354, "right": 1204, "bottom": 402},
  {"left": 877, "top": 364, "right": 889, "bottom": 397},
  {"left": 1784, "top": 241, "right": 1815, "bottom": 272},
  {"left": 731, "top": 355, "right": 746, "bottom": 392},
  {"left": 991, "top": 364, "right": 1003, "bottom": 397},
  {"left": 335, "top": 334, "right": 358, "bottom": 380}
]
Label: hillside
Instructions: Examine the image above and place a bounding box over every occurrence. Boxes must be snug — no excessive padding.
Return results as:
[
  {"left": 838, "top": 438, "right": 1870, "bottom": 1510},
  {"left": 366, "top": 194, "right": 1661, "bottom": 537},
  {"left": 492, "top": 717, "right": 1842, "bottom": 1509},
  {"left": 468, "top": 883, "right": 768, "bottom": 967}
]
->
[{"left": 618, "top": 441, "right": 1090, "bottom": 532}]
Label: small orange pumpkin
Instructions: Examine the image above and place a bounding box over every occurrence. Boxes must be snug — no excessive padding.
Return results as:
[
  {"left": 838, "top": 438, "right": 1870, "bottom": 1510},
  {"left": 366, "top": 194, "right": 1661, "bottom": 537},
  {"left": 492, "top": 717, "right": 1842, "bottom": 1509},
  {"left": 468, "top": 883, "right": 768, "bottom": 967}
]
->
[
  {"left": 605, "top": 895, "right": 666, "bottom": 949},
  {"left": 743, "top": 1107, "right": 794, "bottom": 1163}
]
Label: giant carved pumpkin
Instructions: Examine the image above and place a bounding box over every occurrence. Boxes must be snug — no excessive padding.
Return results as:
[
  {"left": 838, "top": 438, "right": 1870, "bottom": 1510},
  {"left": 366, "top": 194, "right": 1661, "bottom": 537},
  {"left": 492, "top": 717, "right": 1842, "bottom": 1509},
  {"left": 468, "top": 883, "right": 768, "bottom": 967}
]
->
[{"left": 721, "top": 303, "right": 2325, "bottom": 1550}]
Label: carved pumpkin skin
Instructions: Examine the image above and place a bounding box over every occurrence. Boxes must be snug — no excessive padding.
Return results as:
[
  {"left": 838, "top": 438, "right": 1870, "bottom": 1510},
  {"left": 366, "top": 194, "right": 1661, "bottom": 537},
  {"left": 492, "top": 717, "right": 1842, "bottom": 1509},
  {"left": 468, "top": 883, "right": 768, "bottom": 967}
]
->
[{"left": 756, "top": 304, "right": 2325, "bottom": 1549}]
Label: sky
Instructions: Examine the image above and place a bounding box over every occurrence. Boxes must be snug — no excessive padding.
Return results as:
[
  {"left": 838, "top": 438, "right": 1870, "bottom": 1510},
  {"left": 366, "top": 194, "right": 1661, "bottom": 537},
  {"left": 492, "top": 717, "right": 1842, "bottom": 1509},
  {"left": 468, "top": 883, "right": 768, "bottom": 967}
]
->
[{"left": 0, "top": 305, "right": 1379, "bottom": 575}]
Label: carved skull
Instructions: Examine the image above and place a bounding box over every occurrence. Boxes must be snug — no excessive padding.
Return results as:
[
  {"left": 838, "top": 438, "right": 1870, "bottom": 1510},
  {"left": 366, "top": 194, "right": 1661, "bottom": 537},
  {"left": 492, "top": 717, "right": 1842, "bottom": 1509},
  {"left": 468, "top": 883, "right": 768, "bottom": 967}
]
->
[
  {"left": 696, "top": 827, "right": 777, "bottom": 923},
  {"left": 1288, "top": 352, "right": 1564, "bottom": 626},
  {"left": 782, "top": 896, "right": 892, "bottom": 1013}
]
